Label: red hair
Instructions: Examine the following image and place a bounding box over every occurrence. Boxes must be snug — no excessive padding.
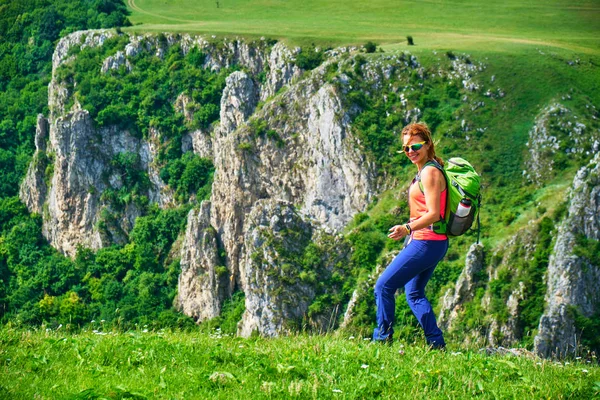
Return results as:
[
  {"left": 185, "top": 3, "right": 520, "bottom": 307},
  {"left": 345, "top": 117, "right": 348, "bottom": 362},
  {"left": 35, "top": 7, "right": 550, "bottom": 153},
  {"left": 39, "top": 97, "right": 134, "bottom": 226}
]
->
[{"left": 401, "top": 122, "right": 444, "bottom": 167}]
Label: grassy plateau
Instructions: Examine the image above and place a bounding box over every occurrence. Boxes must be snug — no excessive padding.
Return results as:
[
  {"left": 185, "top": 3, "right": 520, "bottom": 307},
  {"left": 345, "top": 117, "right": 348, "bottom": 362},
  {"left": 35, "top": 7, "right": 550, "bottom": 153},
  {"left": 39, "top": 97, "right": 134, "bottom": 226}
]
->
[{"left": 125, "top": 0, "right": 600, "bottom": 53}]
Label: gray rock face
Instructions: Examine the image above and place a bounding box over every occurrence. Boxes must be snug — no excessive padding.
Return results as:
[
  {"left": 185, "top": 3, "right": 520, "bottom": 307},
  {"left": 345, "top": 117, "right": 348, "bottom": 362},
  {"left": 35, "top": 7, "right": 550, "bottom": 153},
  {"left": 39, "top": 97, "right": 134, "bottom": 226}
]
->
[
  {"left": 218, "top": 71, "right": 259, "bottom": 136},
  {"left": 176, "top": 201, "right": 228, "bottom": 321},
  {"left": 489, "top": 281, "right": 525, "bottom": 347},
  {"left": 101, "top": 50, "right": 132, "bottom": 73},
  {"left": 42, "top": 110, "right": 156, "bottom": 256},
  {"left": 175, "top": 93, "right": 214, "bottom": 158},
  {"left": 238, "top": 199, "right": 315, "bottom": 336},
  {"left": 525, "top": 104, "right": 570, "bottom": 185},
  {"left": 483, "top": 226, "right": 538, "bottom": 348},
  {"left": 534, "top": 153, "right": 600, "bottom": 357},
  {"left": 25, "top": 30, "right": 377, "bottom": 336},
  {"left": 204, "top": 72, "right": 374, "bottom": 335},
  {"left": 439, "top": 243, "right": 485, "bottom": 330},
  {"left": 438, "top": 224, "right": 542, "bottom": 348},
  {"left": 20, "top": 115, "right": 49, "bottom": 215},
  {"left": 43, "top": 110, "right": 104, "bottom": 255},
  {"left": 261, "top": 43, "right": 302, "bottom": 101},
  {"left": 525, "top": 102, "right": 599, "bottom": 186}
]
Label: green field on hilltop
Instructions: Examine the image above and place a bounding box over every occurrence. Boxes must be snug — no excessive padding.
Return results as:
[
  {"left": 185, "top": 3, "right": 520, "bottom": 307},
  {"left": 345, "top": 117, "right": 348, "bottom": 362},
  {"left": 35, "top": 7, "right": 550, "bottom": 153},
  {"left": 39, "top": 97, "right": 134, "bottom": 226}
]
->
[
  {"left": 1, "top": 328, "right": 599, "bottom": 399},
  {"left": 126, "top": 0, "right": 600, "bottom": 52}
]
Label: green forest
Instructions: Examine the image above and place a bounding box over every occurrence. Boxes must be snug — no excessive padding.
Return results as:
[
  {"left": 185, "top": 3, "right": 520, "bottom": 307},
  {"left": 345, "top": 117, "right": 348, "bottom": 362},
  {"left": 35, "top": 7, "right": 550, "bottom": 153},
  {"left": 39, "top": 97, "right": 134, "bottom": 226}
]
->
[{"left": 0, "top": 0, "right": 207, "bottom": 329}]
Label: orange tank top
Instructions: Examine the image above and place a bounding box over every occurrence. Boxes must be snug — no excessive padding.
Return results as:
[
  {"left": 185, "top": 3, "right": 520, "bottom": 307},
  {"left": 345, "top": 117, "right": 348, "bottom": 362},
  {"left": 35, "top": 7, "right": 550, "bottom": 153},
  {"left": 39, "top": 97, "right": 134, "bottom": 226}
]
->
[{"left": 408, "top": 171, "right": 448, "bottom": 241}]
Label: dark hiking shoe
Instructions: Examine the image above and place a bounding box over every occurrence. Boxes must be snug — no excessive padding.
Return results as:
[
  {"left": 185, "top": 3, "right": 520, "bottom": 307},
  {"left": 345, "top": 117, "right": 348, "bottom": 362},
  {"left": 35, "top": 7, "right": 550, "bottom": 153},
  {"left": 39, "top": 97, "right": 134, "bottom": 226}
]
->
[
  {"left": 428, "top": 343, "right": 446, "bottom": 351},
  {"left": 371, "top": 336, "right": 394, "bottom": 346}
]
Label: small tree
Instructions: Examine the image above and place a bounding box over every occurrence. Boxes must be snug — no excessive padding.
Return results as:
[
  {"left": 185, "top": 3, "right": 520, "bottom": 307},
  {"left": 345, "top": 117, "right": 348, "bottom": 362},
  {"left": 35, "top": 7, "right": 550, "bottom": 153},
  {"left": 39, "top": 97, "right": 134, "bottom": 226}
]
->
[
  {"left": 364, "top": 41, "right": 377, "bottom": 53},
  {"left": 407, "top": 36, "right": 414, "bottom": 46}
]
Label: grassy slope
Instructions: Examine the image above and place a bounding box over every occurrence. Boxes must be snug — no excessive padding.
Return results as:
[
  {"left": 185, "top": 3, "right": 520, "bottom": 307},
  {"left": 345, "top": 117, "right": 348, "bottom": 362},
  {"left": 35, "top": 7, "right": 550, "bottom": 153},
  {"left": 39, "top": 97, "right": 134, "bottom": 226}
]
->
[
  {"left": 1, "top": 328, "right": 598, "bottom": 399},
  {"left": 125, "top": 0, "right": 600, "bottom": 53},
  {"left": 125, "top": 0, "right": 600, "bottom": 241}
]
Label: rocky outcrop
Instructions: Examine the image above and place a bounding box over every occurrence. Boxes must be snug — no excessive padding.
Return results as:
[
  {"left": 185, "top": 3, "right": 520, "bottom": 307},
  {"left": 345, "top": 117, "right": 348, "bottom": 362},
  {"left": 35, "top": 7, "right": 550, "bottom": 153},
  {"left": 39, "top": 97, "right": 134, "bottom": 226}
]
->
[
  {"left": 525, "top": 102, "right": 600, "bottom": 186},
  {"left": 176, "top": 201, "right": 228, "bottom": 321},
  {"left": 42, "top": 110, "right": 160, "bottom": 256},
  {"left": 218, "top": 71, "right": 259, "bottom": 135},
  {"left": 260, "top": 43, "right": 302, "bottom": 101},
  {"left": 50, "top": 30, "right": 116, "bottom": 118},
  {"left": 534, "top": 153, "right": 600, "bottom": 358},
  {"left": 23, "top": 31, "right": 306, "bottom": 258},
  {"left": 20, "top": 115, "right": 49, "bottom": 215},
  {"left": 438, "top": 223, "right": 546, "bottom": 348},
  {"left": 205, "top": 69, "right": 375, "bottom": 335},
  {"left": 481, "top": 226, "right": 539, "bottom": 348},
  {"left": 238, "top": 200, "right": 315, "bottom": 336},
  {"left": 101, "top": 50, "right": 132, "bottom": 73},
  {"left": 28, "top": 30, "right": 376, "bottom": 335},
  {"left": 488, "top": 282, "right": 525, "bottom": 347},
  {"left": 176, "top": 93, "right": 213, "bottom": 158},
  {"left": 439, "top": 243, "right": 485, "bottom": 330}
]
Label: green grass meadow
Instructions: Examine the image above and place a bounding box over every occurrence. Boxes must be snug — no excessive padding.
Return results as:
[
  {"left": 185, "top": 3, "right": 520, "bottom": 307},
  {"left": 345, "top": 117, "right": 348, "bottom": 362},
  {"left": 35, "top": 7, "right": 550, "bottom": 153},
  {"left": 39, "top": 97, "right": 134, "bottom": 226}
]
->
[
  {"left": 1, "top": 327, "right": 599, "bottom": 399},
  {"left": 126, "top": 0, "right": 600, "bottom": 53}
]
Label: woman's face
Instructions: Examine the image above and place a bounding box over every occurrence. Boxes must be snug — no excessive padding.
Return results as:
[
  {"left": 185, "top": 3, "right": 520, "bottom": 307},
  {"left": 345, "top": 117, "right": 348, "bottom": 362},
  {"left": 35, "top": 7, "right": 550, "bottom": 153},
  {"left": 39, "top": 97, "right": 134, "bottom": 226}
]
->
[{"left": 403, "top": 134, "right": 429, "bottom": 165}]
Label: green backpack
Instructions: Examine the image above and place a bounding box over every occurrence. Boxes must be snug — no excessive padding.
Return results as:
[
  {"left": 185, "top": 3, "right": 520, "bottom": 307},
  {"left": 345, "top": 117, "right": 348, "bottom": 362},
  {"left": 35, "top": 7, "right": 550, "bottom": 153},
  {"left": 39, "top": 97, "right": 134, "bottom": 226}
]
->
[{"left": 417, "top": 158, "right": 482, "bottom": 241}]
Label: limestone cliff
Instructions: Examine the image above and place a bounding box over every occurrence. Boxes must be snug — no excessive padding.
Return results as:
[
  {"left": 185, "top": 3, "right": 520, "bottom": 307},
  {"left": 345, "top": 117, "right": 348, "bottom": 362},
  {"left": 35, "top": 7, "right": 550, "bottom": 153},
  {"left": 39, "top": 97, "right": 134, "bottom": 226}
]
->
[
  {"left": 22, "top": 31, "right": 304, "bottom": 258},
  {"left": 176, "top": 201, "right": 228, "bottom": 322},
  {"left": 438, "top": 243, "right": 484, "bottom": 332},
  {"left": 22, "top": 30, "right": 373, "bottom": 336},
  {"left": 534, "top": 153, "right": 600, "bottom": 357},
  {"left": 21, "top": 29, "right": 600, "bottom": 350}
]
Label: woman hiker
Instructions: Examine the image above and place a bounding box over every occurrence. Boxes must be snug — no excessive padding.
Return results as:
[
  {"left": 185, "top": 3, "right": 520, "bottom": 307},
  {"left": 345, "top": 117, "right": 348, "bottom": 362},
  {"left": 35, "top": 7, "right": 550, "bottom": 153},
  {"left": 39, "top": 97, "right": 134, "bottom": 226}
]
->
[{"left": 372, "top": 122, "right": 448, "bottom": 349}]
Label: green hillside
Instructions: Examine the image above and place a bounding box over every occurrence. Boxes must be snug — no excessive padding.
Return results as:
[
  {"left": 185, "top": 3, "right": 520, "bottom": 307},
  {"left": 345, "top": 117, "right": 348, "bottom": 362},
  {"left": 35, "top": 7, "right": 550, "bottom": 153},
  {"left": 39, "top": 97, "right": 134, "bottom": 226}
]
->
[{"left": 126, "top": 0, "right": 600, "bottom": 53}]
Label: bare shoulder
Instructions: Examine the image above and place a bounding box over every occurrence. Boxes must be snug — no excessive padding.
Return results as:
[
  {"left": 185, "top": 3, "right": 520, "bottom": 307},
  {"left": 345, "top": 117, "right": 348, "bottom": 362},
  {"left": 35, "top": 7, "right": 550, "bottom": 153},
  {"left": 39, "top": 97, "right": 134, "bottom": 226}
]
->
[
  {"left": 421, "top": 165, "right": 446, "bottom": 189},
  {"left": 421, "top": 165, "right": 443, "bottom": 182}
]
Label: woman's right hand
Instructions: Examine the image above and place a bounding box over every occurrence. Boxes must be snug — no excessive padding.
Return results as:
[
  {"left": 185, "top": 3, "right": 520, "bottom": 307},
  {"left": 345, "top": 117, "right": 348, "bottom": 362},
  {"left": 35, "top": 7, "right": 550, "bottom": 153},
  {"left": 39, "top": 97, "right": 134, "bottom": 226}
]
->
[{"left": 388, "top": 225, "right": 408, "bottom": 241}]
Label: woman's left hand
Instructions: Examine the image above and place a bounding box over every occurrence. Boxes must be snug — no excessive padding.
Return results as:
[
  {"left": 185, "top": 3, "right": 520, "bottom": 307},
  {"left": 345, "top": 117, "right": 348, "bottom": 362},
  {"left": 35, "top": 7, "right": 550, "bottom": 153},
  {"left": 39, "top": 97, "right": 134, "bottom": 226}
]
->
[{"left": 388, "top": 225, "right": 408, "bottom": 241}]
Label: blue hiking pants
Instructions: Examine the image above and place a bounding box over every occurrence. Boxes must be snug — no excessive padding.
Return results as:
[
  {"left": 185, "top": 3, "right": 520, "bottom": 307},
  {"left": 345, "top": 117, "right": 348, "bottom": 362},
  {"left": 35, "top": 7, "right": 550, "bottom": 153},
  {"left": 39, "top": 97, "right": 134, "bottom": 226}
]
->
[{"left": 373, "top": 239, "right": 448, "bottom": 346}]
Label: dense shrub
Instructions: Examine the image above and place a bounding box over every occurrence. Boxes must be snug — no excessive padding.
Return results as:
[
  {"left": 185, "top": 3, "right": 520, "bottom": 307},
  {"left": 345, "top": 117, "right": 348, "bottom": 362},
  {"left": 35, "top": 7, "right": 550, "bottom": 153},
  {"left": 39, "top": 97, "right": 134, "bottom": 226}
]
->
[
  {"left": 0, "top": 198, "right": 192, "bottom": 328},
  {"left": 364, "top": 41, "right": 377, "bottom": 53},
  {"left": 294, "top": 44, "right": 325, "bottom": 70},
  {"left": 160, "top": 152, "right": 214, "bottom": 201}
]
